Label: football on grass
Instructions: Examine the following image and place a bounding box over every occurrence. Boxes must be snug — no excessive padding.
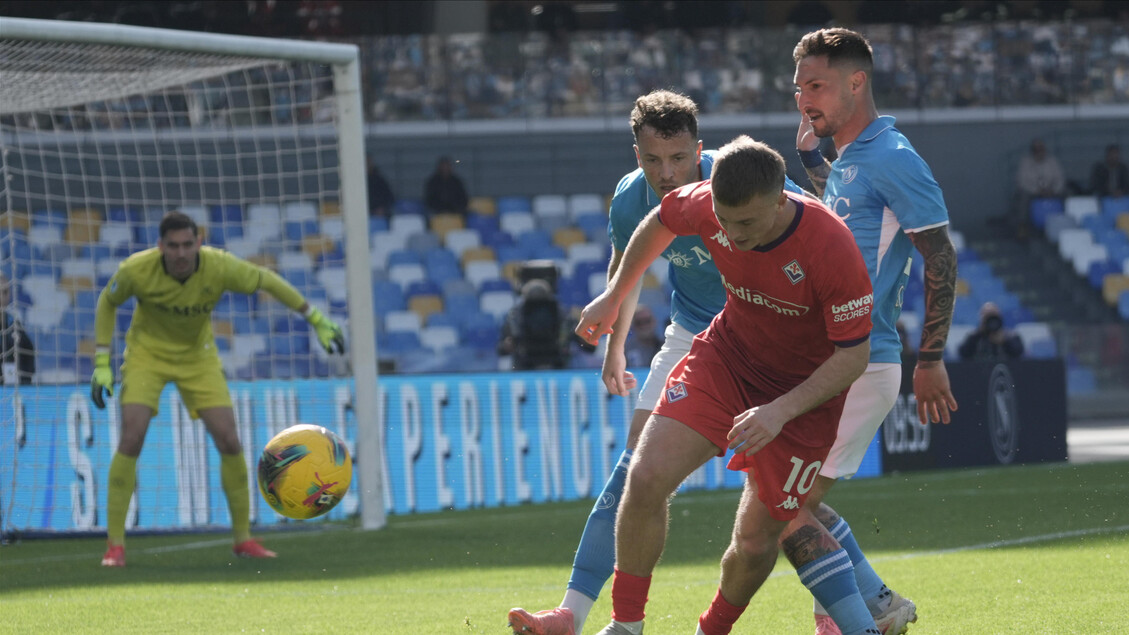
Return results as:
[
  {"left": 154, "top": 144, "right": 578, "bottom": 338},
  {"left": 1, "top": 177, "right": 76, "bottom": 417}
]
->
[{"left": 257, "top": 424, "right": 353, "bottom": 520}]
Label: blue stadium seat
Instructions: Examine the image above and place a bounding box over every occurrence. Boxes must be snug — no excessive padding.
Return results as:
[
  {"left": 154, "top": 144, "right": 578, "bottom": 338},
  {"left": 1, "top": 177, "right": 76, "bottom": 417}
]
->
[
  {"left": 210, "top": 204, "right": 244, "bottom": 227},
  {"left": 393, "top": 199, "right": 427, "bottom": 217},
  {"left": 379, "top": 330, "right": 422, "bottom": 355},
  {"left": 1088, "top": 260, "right": 1120, "bottom": 289},
  {"left": 1029, "top": 197, "right": 1064, "bottom": 229},
  {"left": 444, "top": 290, "right": 479, "bottom": 317},
  {"left": 107, "top": 207, "right": 142, "bottom": 225},
  {"left": 1101, "top": 196, "right": 1129, "bottom": 219},
  {"left": 495, "top": 244, "right": 529, "bottom": 264},
  {"left": 387, "top": 249, "right": 422, "bottom": 267},
  {"left": 557, "top": 276, "right": 590, "bottom": 308},
  {"left": 33, "top": 209, "right": 68, "bottom": 230},
  {"left": 517, "top": 229, "right": 553, "bottom": 251},
  {"left": 427, "top": 310, "right": 462, "bottom": 329},
  {"left": 215, "top": 293, "right": 255, "bottom": 316},
  {"left": 406, "top": 279, "right": 442, "bottom": 299},
  {"left": 281, "top": 268, "right": 311, "bottom": 292},
  {"left": 496, "top": 196, "right": 532, "bottom": 215},
  {"left": 79, "top": 244, "right": 114, "bottom": 261},
  {"left": 952, "top": 296, "right": 980, "bottom": 325},
  {"left": 1067, "top": 364, "right": 1097, "bottom": 395},
  {"left": 576, "top": 212, "right": 609, "bottom": 243},
  {"left": 466, "top": 213, "right": 499, "bottom": 235},
  {"left": 373, "top": 280, "right": 407, "bottom": 315},
  {"left": 1119, "top": 290, "right": 1129, "bottom": 320},
  {"left": 460, "top": 312, "right": 499, "bottom": 351},
  {"left": 369, "top": 216, "right": 389, "bottom": 233},
  {"left": 480, "top": 227, "right": 514, "bottom": 251},
  {"left": 480, "top": 278, "right": 514, "bottom": 294},
  {"left": 285, "top": 220, "right": 319, "bottom": 243}
]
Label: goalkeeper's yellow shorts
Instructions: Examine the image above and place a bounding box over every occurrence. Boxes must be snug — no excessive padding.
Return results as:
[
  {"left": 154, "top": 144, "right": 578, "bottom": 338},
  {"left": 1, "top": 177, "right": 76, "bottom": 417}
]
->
[{"left": 119, "top": 346, "right": 232, "bottom": 418}]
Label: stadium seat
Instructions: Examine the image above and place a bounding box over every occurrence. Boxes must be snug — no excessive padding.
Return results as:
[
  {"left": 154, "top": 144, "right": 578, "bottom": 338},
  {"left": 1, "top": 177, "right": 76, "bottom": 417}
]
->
[
  {"left": 301, "top": 234, "right": 337, "bottom": 261},
  {"left": 369, "top": 216, "right": 389, "bottom": 234},
  {"left": 429, "top": 212, "right": 465, "bottom": 240},
  {"left": 499, "top": 211, "right": 536, "bottom": 237},
  {"left": 106, "top": 206, "right": 141, "bottom": 225},
  {"left": 1064, "top": 196, "right": 1099, "bottom": 223},
  {"left": 517, "top": 228, "right": 554, "bottom": 251},
  {"left": 99, "top": 222, "right": 134, "bottom": 249},
  {"left": 393, "top": 199, "right": 427, "bottom": 217},
  {"left": 278, "top": 250, "right": 314, "bottom": 272},
  {"left": 65, "top": 209, "right": 103, "bottom": 244},
  {"left": 444, "top": 228, "right": 481, "bottom": 258},
  {"left": 496, "top": 196, "right": 532, "bottom": 215},
  {"left": 1102, "top": 274, "right": 1129, "bottom": 306},
  {"left": 420, "top": 325, "right": 459, "bottom": 352},
  {"left": 1067, "top": 364, "right": 1097, "bottom": 395},
  {"left": 460, "top": 246, "right": 497, "bottom": 267},
  {"left": 1071, "top": 244, "right": 1107, "bottom": 277},
  {"left": 1029, "top": 197, "right": 1064, "bottom": 229},
  {"left": 373, "top": 280, "right": 407, "bottom": 315},
  {"left": 320, "top": 201, "right": 340, "bottom": 217},
  {"left": 495, "top": 244, "right": 529, "bottom": 265},
  {"left": 389, "top": 214, "right": 427, "bottom": 238},
  {"left": 283, "top": 201, "right": 319, "bottom": 223},
  {"left": 945, "top": 324, "right": 975, "bottom": 359},
  {"left": 209, "top": 204, "right": 244, "bottom": 228},
  {"left": 406, "top": 279, "right": 442, "bottom": 299},
  {"left": 387, "top": 263, "right": 426, "bottom": 288},
  {"left": 480, "top": 278, "right": 514, "bottom": 294},
  {"left": 32, "top": 208, "right": 68, "bottom": 230},
  {"left": 1088, "top": 260, "right": 1120, "bottom": 290},
  {"left": 575, "top": 212, "right": 608, "bottom": 243},
  {"left": 427, "top": 310, "right": 462, "bottom": 329},
  {"left": 406, "top": 231, "right": 441, "bottom": 255},
  {"left": 1101, "top": 196, "right": 1129, "bottom": 219},
  {"left": 315, "top": 267, "right": 348, "bottom": 302},
  {"left": 319, "top": 216, "right": 345, "bottom": 241},
  {"left": 443, "top": 290, "right": 480, "bottom": 317},
  {"left": 408, "top": 294, "right": 444, "bottom": 323},
  {"left": 1120, "top": 290, "right": 1129, "bottom": 320},
  {"left": 464, "top": 260, "right": 502, "bottom": 289},
  {"left": 1044, "top": 212, "right": 1075, "bottom": 242},
  {"left": 460, "top": 311, "right": 500, "bottom": 350},
  {"left": 378, "top": 329, "right": 422, "bottom": 357},
  {"left": 466, "top": 212, "right": 499, "bottom": 235},
  {"left": 568, "top": 193, "right": 606, "bottom": 220},
  {"left": 567, "top": 241, "right": 606, "bottom": 264},
  {"left": 469, "top": 196, "right": 497, "bottom": 216},
  {"left": 387, "top": 249, "right": 423, "bottom": 267},
  {"left": 479, "top": 290, "right": 516, "bottom": 321},
  {"left": 177, "top": 205, "right": 208, "bottom": 228}
]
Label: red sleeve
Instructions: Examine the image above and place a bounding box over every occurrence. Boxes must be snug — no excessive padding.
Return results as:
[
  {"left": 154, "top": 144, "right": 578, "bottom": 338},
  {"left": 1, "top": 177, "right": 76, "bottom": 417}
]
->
[
  {"left": 658, "top": 181, "right": 711, "bottom": 237},
  {"left": 812, "top": 216, "right": 873, "bottom": 347}
]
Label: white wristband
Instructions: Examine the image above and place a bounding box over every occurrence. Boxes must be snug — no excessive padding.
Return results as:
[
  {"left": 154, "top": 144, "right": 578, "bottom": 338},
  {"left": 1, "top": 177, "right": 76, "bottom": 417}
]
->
[{"left": 303, "top": 305, "right": 317, "bottom": 319}]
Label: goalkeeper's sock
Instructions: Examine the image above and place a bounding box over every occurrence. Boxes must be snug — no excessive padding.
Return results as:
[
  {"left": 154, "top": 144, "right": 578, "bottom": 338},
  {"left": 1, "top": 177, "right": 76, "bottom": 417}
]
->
[
  {"left": 106, "top": 452, "right": 137, "bottom": 545},
  {"left": 826, "top": 517, "right": 887, "bottom": 611},
  {"left": 220, "top": 453, "right": 252, "bottom": 544},
  {"left": 798, "top": 548, "right": 879, "bottom": 635},
  {"left": 565, "top": 448, "right": 632, "bottom": 632}
]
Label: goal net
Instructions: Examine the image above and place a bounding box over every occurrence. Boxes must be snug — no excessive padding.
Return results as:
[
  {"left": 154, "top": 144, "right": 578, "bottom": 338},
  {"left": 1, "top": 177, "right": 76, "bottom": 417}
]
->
[{"left": 0, "top": 18, "right": 382, "bottom": 537}]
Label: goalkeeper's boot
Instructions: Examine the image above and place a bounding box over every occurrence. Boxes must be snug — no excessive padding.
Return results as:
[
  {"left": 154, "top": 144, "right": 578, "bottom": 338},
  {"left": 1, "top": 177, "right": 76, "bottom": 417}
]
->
[
  {"left": 507, "top": 607, "right": 575, "bottom": 635},
  {"left": 101, "top": 543, "right": 125, "bottom": 567},
  {"left": 233, "top": 538, "right": 277, "bottom": 559}
]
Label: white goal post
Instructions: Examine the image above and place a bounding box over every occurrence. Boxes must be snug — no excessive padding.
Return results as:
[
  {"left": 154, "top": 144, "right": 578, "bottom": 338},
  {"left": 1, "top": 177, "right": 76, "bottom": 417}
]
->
[{"left": 0, "top": 17, "right": 384, "bottom": 533}]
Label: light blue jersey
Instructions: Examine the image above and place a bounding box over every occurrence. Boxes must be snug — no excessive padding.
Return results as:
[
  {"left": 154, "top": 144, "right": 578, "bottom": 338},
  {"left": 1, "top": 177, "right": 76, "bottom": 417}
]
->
[
  {"left": 821, "top": 116, "right": 949, "bottom": 363},
  {"left": 609, "top": 151, "right": 806, "bottom": 334}
]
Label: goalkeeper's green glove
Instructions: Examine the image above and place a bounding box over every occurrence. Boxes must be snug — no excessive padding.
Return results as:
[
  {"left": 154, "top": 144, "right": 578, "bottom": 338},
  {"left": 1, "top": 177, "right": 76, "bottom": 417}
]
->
[
  {"left": 307, "top": 307, "right": 346, "bottom": 354},
  {"left": 90, "top": 351, "right": 115, "bottom": 410}
]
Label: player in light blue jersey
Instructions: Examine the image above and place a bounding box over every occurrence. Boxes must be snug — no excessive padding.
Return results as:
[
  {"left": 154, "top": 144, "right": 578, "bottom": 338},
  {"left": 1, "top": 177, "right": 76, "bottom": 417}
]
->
[
  {"left": 726, "top": 28, "right": 955, "bottom": 635},
  {"left": 509, "top": 90, "right": 804, "bottom": 635}
]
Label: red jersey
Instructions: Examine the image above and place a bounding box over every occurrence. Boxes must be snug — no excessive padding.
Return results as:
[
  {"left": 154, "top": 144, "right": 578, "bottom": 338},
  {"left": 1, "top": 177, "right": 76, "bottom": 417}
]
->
[{"left": 659, "top": 181, "right": 873, "bottom": 393}]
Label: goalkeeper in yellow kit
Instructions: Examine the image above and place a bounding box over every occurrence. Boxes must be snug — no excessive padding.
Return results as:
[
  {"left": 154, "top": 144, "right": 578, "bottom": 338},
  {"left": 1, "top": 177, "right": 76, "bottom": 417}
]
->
[{"left": 91, "top": 211, "right": 345, "bottom": 567}]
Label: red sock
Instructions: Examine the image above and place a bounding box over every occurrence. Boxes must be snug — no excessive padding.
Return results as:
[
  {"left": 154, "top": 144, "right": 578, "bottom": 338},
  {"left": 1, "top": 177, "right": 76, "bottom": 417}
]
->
[
  {"left": 610, "top": 567, "right": 651, "bottom": 623},
  {"left": 697, "top": 588, "right": 748, "bottom": 635}
]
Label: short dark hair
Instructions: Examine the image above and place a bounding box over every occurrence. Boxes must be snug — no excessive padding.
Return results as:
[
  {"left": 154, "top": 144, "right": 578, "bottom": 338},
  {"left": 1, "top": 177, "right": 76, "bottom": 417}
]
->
[
  {"left": 709, "top": 135, "right": 786, "bottom": 207},
  {"left": 159, "top": 211, "right": 198, "bottom": 238},
  {"left": 793, "top": 27, "right": 874, "bottom": 74},
  {"left": 630, "top": 90, "right": 699, "bottom": 141}
]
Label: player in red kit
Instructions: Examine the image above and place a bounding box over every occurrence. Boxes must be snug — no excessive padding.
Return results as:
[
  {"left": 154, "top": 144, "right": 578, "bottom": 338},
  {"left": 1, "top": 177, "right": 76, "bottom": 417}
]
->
[{"left": 576, "top": 136, "right": 880, "bottom": 635}]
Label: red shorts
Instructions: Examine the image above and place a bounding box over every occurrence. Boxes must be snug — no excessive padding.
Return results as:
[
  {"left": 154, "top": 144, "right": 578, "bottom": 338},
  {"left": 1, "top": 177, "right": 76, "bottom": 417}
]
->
[{"left": 653, "top": 336, "right": 846, "bottom": 521}]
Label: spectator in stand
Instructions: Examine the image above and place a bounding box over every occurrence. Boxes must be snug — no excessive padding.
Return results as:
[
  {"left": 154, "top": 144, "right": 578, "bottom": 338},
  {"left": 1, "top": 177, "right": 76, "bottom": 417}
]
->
[
  {"left": 367, "top": 157, "right": 395, "bottom": 217},
  {"left": 423, "top": 156, "right": 469, "bottom": 217},
  {"left": 1089, "top": 144, "right": 1129, "bottom": 198},
  {"left": 0, "top": 273, "right": 35, "bottom": 385},
  {"left": 958, "top": 302, "right": 1025, "bottom": 362},
  {"left": 1012, "top": 137, "right": 1065, "bottom": 239}
]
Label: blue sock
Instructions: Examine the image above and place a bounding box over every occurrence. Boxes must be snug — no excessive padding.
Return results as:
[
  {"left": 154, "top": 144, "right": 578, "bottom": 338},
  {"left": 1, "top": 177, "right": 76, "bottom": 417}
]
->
[
  {"left": 566, "top": 449, "right": 632, "bottom": 599},
  {"left": 828, "top": 517, "right": 886, "bottom": 608},
  {"left": 797, "top": 548, "right": 878, "bottom": 635}
]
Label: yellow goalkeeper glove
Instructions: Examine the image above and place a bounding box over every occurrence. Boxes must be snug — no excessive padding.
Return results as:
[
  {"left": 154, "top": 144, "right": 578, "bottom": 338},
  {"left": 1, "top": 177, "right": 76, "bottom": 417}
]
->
[
  {"left": 90, "top": 351, "right": 115, "bottom": 409},
  {"left": 307, "top": 307, "right": 345, "bottom": 354}
]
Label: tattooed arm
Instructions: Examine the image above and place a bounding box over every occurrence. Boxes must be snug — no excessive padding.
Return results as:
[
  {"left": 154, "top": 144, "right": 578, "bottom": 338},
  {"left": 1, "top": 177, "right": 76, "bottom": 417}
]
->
[{"left": 907, "top": 226, "right": 959, "bottom": 425}]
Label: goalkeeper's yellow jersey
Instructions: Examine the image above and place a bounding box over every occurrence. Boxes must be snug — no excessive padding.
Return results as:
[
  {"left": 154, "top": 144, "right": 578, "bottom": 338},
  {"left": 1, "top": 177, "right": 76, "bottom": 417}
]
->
[{"left": 100, "top": 246, "right": 301, "bottom": 360}]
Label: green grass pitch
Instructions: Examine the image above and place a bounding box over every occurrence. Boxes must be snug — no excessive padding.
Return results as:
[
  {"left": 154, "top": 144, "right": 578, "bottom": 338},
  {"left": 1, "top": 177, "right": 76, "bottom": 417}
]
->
[{"left": 2, "top": 460, "right": 1126, "bottom": 633}]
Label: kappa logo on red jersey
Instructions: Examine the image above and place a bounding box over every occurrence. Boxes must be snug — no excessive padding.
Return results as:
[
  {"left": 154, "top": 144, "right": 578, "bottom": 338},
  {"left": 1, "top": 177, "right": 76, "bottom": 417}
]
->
[
  {"left": 665, "top": 382, "right": 688, "bottom": 403},
  {"left": 782, "top": 259, "right": 805, "bottom": 285}
]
